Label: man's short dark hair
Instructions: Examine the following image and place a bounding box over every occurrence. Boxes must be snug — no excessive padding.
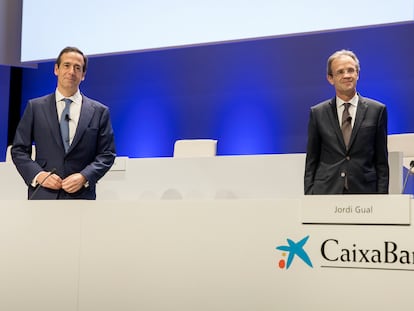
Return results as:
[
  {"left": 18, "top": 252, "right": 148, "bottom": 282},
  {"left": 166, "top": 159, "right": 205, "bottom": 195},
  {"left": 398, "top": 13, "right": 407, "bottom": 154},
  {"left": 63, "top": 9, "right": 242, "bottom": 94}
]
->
[{"left": 56, "top": 46, "right": 88, "bottom": 72}]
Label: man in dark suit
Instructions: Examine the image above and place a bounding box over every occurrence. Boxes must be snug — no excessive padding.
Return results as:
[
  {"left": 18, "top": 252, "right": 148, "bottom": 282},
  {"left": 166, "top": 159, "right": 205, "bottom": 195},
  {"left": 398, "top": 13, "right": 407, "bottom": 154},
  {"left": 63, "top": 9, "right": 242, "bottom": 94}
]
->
[
  {"left": 304, "top": 49, "right": 389, "bottom": 194},
  {"left": 12, "top": 46, "right": 116, "bottom": 199}
]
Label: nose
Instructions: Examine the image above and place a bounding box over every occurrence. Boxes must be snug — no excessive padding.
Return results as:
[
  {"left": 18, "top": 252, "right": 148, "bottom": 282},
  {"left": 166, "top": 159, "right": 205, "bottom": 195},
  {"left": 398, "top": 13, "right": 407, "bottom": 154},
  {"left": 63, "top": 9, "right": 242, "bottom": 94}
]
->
[{"left": 344, "top": 71, "right": 352, "bottom": 76}]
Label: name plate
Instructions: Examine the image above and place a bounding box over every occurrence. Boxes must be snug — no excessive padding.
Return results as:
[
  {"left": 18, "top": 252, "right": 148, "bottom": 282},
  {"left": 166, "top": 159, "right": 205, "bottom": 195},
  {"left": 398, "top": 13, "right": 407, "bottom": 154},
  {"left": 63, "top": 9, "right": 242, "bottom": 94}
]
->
[{"left": 301, "top": 194, "right": 411, "bottom": 225}]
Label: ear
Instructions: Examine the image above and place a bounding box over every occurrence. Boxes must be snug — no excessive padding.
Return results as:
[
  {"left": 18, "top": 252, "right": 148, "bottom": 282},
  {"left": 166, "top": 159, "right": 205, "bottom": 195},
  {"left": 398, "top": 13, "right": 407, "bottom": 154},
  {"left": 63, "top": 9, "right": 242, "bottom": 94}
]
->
[
  {"left": 54, "top": 64, "right": 59, "bottom": 76},
  {"left": 327, "top": 74, "right": 334, "bottom": 85}
]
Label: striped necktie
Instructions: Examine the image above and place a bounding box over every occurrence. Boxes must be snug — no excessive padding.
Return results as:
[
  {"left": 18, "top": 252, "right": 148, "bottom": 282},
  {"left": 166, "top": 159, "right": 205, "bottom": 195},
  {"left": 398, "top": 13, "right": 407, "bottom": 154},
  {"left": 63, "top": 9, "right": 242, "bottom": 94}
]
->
[
  {"left": 60, "top": 98, "right": 72, "bottom": 152},
  {"left": 341, "top": 102, "right": 352, "bottom": 149}
]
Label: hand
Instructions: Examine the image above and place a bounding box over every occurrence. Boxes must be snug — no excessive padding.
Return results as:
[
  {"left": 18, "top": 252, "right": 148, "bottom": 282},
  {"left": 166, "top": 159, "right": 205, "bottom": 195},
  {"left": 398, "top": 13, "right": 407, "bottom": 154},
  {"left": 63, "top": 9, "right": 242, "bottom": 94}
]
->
[
  {"left": 37, "top": 171, "right": 62, "bottom": 190},
  {"left": 62, "top": 173, "right": 87, "bottom": 193}
]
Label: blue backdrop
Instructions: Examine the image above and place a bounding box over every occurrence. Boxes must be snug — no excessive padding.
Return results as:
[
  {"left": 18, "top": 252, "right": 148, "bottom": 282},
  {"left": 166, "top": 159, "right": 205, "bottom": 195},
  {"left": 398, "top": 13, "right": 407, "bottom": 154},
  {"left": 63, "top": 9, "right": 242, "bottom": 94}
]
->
[{"left": 18, "top": 22, "right": 414, "bottom": 158}]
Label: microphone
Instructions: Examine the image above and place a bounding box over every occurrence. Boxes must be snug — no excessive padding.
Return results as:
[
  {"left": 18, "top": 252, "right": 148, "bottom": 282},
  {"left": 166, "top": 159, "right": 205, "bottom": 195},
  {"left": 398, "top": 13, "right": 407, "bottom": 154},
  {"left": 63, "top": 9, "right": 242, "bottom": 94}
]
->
[
  {"left": 402, "top": 161, "right": 414, "bottom": 194},
  {"left": 65, "top": 114, "right": 71, "bottom": 121},
  {"left": 29, "top": 168, "right": 57, "bottom": 200}
]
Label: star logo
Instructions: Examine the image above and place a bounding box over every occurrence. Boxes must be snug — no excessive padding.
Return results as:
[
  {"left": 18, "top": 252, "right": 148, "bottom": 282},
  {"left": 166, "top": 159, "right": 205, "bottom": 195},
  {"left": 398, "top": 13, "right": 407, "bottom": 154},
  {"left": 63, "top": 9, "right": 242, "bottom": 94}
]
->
[{"left": 276, "top": 235, "right": 313, "bottom": 269}]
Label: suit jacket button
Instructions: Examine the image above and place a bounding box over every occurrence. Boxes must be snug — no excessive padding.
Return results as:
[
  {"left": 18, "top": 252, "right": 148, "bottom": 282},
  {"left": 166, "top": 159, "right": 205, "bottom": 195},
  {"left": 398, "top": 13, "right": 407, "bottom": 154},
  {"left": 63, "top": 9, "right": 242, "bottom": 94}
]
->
[
  {"left": 341, "top": 172, "right": 346, "bottom": 177},
  {"left": 346, "top": 156, "right": 350, "bottom": 160}
]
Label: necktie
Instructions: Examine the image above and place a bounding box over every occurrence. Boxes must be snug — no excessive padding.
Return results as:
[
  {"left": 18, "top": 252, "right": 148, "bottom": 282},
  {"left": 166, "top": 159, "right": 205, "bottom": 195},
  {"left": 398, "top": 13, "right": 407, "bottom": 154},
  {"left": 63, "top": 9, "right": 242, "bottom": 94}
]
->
[
  {"left": 60, "top": 98, "right": 72, "bottom": 152},
  {"left": 341, "top": 103, "right": 352, "bottom": 149}
]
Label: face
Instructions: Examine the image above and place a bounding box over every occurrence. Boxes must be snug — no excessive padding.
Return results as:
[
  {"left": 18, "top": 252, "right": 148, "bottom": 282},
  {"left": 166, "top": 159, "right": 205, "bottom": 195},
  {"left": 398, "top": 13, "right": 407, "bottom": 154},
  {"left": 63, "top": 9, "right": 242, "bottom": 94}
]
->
[
  {"left": 54, "top": 51, "right": 86, "bottom": 96},
  {"left": 327, "top": 55, "right": 359, "bottom": 100}
]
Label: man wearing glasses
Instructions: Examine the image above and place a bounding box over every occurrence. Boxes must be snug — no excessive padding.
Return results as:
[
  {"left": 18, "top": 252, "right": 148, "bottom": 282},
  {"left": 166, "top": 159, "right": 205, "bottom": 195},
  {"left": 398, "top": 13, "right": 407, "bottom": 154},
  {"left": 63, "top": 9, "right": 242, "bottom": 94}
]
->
[{"left": 304, "top": 49, "right": 389, "bottom": 195}]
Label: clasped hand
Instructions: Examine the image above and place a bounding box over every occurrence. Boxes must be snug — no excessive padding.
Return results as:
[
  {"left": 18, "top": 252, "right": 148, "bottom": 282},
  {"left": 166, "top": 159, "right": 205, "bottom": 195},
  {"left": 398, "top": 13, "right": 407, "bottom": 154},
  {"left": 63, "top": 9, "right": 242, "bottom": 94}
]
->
[{"left": 37, "top": 171, "right": 87, "bottom": 193}]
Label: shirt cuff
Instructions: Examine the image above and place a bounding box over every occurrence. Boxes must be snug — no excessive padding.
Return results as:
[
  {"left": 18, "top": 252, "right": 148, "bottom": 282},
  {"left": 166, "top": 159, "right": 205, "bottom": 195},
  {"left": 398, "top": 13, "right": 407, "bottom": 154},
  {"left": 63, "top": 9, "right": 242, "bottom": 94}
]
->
[{"left": 31, "top": 172, "right": 42, "bottom": 187}]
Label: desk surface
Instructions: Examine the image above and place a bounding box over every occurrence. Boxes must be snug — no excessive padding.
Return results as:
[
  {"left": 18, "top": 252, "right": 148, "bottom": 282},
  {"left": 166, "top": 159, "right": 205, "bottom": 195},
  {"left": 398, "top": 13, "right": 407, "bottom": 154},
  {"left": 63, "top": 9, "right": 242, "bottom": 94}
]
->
[
  {"left": 0, "top": 153, "right": 404, "bottom": 200},
  {"left": 0, "top": 154, "right": 307, "bottom": 200},
  {"left": 98, "top": 153, "right": 306, "bottom": 199}
]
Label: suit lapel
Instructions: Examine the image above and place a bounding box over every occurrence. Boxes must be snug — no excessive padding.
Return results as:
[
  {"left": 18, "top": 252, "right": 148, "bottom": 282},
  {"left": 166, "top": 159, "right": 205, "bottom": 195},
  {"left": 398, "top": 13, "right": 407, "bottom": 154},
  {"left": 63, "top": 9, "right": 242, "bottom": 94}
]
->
[
  {"left": 327, "top": 98, "right": 347, "bottom": 150},
  {"left": 44, "top": 94, "right": 66, "bottom": 150},
  {"left": 348, "top": 97, "right": 368, "bottom": 149},
  {"left": 69, "top": 97, "right": 95, "bottom": 152}
]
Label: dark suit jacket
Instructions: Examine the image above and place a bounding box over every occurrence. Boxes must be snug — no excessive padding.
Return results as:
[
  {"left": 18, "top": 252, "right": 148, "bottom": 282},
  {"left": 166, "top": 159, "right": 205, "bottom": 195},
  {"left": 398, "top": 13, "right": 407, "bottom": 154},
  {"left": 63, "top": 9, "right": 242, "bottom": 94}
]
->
[
  {"left": 11, "top": 93, "right": 116, "bottom": 199},
  {"left": 304, "top": 95, "right": 389, "bottom": 194}
]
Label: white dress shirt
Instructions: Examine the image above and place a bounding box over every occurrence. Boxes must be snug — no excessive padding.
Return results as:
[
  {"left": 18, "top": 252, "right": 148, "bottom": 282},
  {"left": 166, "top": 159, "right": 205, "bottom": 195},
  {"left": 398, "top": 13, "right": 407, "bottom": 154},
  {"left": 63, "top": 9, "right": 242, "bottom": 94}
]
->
[
  {"left": 55, "top": 89, "right": 82, "bottom": 145},
  {"left": 336, "top": 93, "right": 358, "bottom": 128}
]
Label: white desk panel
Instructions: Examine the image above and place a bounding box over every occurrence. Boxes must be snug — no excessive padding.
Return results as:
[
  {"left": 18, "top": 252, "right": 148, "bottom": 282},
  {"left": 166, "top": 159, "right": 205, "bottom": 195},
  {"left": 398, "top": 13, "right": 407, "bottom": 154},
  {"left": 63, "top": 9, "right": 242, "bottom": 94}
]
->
[
  {"left": 0, "top": 199, "right": 413, "bottom": 311},
  {"left": 0, "top": 202, "right": 82, "bottom": 311}
]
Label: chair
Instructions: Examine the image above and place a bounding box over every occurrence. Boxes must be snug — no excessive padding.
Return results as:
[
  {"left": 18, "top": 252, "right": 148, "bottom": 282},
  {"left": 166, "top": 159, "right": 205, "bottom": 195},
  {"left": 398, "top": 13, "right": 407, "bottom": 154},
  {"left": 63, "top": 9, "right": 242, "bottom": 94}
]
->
[{"left": 173, "top": 139, "right": 217, "bottom": 158}]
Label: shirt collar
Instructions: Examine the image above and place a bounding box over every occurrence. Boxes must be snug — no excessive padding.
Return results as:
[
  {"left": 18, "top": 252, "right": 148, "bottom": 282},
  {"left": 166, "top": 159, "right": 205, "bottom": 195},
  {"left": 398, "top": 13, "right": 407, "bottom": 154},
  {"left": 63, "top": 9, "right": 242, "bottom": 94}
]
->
[
  {"left": 55, "top": 89, "right": 82, "bottom": 105},
  {"left": 336, "top": 93, "right": 359, "bottom": 109}
]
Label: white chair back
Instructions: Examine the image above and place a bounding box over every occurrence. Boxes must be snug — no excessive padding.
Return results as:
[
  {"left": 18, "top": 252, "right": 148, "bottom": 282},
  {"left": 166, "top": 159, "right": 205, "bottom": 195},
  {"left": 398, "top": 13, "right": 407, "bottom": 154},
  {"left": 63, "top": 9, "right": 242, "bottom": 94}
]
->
[{"left": 173, "top": 139, "right": 217, "bottom": 158}]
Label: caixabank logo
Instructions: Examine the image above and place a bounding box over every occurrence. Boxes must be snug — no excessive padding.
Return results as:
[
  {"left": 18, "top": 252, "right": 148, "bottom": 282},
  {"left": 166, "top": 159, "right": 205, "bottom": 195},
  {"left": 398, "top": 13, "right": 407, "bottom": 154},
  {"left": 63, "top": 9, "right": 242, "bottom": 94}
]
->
[
  {"left": 275, "top": 235, "right": 313, "bottom": 269},
  {"left": 276, "top": 235, "right": 414, "bottom": 271}
]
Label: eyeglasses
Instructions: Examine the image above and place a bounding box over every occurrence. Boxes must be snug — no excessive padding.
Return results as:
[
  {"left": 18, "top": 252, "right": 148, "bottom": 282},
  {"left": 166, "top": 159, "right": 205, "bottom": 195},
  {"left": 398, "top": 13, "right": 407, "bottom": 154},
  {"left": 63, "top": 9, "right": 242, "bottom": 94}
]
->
[{"left": 333, "top": 68, "right": 357, "bottom": 77}]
